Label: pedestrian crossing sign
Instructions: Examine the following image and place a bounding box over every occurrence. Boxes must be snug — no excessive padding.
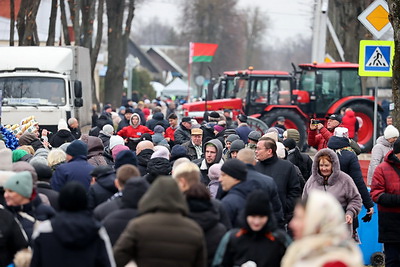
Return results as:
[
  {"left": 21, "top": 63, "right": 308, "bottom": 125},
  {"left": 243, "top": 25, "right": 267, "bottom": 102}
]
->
[{"left": 359, "top": 40, "right": 394, "bottom": 77}]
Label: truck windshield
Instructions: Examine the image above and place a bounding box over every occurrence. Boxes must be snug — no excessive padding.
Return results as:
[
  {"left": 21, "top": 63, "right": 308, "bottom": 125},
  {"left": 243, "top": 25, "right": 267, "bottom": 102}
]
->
[{"left": 0, "top": 77, "right": 66, "bottom": 106}]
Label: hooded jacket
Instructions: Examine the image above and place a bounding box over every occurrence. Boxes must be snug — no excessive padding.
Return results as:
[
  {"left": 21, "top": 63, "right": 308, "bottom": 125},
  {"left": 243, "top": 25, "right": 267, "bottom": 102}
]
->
[
  {"left": 113, "top": 177, "right": 206, "bottom": 267},
  {"left": 145, "top": 112, "right": 169, "bottom": 130},
  {"left": 303, "top": 148, "right": 362, "bottom": 219},
  {"left": 367, "top": 135, "right": 393, "bottom": 185},
  {"left": 18, "top": 132, "right": 44, "bottom": 151},
  {"left": 30, "top": 211, "right": 115, "bottom": 267},
  {"left": 49, "top": 129, "right": 76, "bottom": 148},
  {"left": 117, "top": 113, "right": 153, "bottom": 139},
  {"left": 187, "top": 197, "right": 227, "bottom": 266},
  {"left": 328, "top": 136, "right": 374, "bottom": 210},
  {"left": 143, "top": 157, "right": 172, "bottom": 184},
  {"left": 87, "top": 169, "right": 118, "bottom": 210},
  {"left": 89, "top": 115, "right": 113, "bottom": 137},
  {"left": 98, "top": 131, "right": 111, "bottom": 148},
  {"left": 103, "top": 178, "right": 149, "bottom": 246},
  {"left": 197, "top": 139, "right": 224, "bottom": 185},
  {"left": 371, "top": 150, "right": 400, "bottom": 242},
  {"left": 80, "top": 135, "right": 108, "bottom": 167},
  {"left": 341, "top": 109, "right": 357, "bottom": 138}
]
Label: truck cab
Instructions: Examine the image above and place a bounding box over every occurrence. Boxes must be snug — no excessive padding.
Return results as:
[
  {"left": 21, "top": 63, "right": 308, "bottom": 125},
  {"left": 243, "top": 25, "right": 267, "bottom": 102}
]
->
[{"left": 0, "top": 46, "right": 92, "bottom": 133}]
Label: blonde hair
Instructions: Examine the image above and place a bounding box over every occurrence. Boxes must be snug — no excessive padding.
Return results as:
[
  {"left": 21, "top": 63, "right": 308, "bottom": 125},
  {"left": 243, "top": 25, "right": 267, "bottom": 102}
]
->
[
  {"left": 172, "top": 162, "right": 200, "bottom": 186},
  {"left": 17, "top": 145, "right": 35, "bottom": 155},
  {"left": 47, "top": 149, "right": 67, "bottom": 167}
]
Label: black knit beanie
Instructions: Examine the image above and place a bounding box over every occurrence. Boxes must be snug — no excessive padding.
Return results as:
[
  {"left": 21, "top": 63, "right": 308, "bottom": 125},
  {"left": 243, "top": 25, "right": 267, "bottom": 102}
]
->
[
  {"left": 221, "top": 159, "right": 247, "bottom": 181},
  {"left": 283, "top": 138, "right": 297, "bottom": 150},
  {"left": 58, "top": 181, "right": 88, "bottom": 212},
  {"left": 245, "top": 190, "right": 272, "bottom": 216}
]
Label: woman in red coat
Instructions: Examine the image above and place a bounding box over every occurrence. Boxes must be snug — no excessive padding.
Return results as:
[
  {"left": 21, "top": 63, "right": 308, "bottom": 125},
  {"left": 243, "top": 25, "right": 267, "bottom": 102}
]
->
[{"left": 117, "top": 113, "right": 153, "bottom": 140}]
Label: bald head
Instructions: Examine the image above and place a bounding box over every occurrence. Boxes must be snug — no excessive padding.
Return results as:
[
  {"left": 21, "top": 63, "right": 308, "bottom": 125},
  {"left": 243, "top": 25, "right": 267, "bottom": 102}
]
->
[
  {"left": 237, "top": 148, "right": 256, "bottom": 166},
  {"left": 136, "top": 140, "right": 154, "bottom": 155}
]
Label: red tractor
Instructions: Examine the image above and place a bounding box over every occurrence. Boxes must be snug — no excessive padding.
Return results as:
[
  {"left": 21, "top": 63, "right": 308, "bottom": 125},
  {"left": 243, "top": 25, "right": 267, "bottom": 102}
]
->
[{"left": 182, "top": 62, "right": 379, "bottom": 152}]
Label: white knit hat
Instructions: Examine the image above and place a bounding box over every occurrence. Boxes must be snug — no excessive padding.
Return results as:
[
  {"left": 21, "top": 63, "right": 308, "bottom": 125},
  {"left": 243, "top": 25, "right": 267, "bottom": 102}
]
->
[
  {"left": 102, "top": 124, "right": 114, "bottom": 135},
  {"left": 334, "top": 127, "right": 349, "bottom": 138},
  {"left": 384, "top": 125, "right": 399, "bottom": 139},
  {"left": 57, "top": 119, "right": 70, "bottom": 131},
  {"left": 109, "top": 135, "right": 125, "bottom": 150}
]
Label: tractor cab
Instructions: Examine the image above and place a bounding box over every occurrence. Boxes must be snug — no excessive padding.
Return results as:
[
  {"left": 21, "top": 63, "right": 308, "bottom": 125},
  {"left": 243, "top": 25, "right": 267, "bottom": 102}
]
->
[
  {"left": 296, "top": 62, "right": 362, "bottom": 117},
  {"left": 217, "top": 69, "right": 295, "bottom": 116}
]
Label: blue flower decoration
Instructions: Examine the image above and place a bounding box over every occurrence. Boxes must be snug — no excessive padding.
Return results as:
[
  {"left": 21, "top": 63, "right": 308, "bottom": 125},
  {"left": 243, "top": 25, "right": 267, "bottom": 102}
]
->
[{"left": 0, "top": 125, "right": 19, "bottom": 150}]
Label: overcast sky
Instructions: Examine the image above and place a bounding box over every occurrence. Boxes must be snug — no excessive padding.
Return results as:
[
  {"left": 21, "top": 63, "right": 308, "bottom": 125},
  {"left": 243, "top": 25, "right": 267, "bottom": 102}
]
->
[{"left": 135, "top": 0, "right": 314, "bottom": 44}]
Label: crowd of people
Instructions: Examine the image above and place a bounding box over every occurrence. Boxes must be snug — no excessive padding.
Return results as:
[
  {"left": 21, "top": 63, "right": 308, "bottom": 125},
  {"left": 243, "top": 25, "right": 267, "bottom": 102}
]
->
[{"left": 0, "top": 99, "right": 398, "bottom": 267}]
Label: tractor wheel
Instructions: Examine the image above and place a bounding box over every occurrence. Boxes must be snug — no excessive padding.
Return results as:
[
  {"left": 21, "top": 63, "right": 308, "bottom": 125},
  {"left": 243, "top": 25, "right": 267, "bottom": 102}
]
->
[
  {"left": 262, "top": 109, "right": 307, "bottom": 149},
  {"left": 348, "top": 104, "right": 377, "bottom": 153},
  {"left": 370, "top": 252, "right": 385, "bottom": 267}
]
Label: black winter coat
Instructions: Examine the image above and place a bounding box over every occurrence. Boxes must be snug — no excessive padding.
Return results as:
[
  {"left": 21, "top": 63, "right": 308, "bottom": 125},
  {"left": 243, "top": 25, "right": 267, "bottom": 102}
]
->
[
  {"left": 137, "top": 149, "right": 153, "bottom": 176},
  {"left": 93, "top": 197, "right": 123, "bottom": 222},
  {"left": 36, "top": 182, "right": 60, "bottom": 211},
  {"left": 0, "top": 206, "right": 28, "bottom": 267},
  {"left": 30, "top": 211, "right": 115, "bottom": 267},
  {"left": 102, "top": 178, "right": 149, "bottom": 245},
  {"left": 98, "top": 131, "right": 111, "bottom": 148},
  {"left": 255, "top": 155, "right": 301, "bottom": 223},
  {"left": 221, "top": 180, "right": 262, "bottom": 227},
  {"left": 143, "top": 157, "right": 172, "bottom": 184},
  {"left": 188, "top": 198, "right": 227, "bottom": 266},
  {"left": 49, "top": 130, "right": 76, "bottom": 148},
  {"left": 87, "top": 170, "right": 118, "bottom": 210},
  {"left": 174, "top": 124, "right": 191, "bottom": 145},
  {"left": 328, "top": 136, "right": 374, "bottom": 210},
  {"left": 6, "top": 195, "right": 55, "bottom": 242},
  {"left": 246, "top": 165, "right": 285, "bottom": 228},
  {"left": 145, "top": 112, "right": 169, "bottom": 130}
]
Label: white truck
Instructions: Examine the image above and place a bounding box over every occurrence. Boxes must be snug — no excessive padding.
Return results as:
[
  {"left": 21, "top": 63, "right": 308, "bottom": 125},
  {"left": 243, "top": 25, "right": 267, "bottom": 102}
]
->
[{"left": 0, "top": 46, "right": 92, "bottom": 133}]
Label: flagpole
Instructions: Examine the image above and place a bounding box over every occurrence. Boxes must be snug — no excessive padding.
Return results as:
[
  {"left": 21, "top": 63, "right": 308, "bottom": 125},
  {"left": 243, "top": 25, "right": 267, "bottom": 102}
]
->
[{"left": 187, "top": 62, "right": 191, "bottom": 103}]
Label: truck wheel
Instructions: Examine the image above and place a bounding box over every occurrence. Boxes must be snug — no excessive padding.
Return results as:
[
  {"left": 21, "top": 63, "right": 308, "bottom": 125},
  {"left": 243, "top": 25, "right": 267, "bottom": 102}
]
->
[
  {"left": 348, "top": 104, "right": 377, "bottom": 153},
  {"left": 262, "top": 109, "right": 307, "bottom": 149},
  {"left": 370, "top": 252, "right": 385, "bottom": 266}
]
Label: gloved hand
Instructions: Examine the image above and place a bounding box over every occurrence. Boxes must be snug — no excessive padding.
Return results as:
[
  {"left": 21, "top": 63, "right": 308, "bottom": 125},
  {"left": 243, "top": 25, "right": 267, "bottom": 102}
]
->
[{"left": 362, "top": 211, "right": 372, "bottom": 223}]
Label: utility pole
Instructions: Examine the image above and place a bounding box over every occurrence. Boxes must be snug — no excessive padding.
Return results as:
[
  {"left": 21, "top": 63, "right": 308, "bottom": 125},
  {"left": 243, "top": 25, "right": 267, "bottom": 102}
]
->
[{"left": 311, "top": 0, "right": 329, "bottom": 62}]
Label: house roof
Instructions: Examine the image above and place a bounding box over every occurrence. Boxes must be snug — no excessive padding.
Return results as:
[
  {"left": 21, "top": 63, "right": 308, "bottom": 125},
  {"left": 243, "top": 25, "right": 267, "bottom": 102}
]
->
[
  {"left": 146, "top": 47, "right": 187, "bottom": 77},
  {"left": 127, "top": 39, "right": 161, "bottom": 74}
]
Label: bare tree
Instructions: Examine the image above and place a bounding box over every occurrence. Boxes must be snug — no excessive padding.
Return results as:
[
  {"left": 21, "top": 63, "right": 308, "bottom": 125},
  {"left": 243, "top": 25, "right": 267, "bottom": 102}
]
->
[
  {"left": 46, "top": 0, "right": 58, "bottom": 46},
  {"left": 180, "top": 0, "right": 246, "bottom": 77},
  {"left": 60, "top": 0, "right": 71, "bottom": 45},
  {"left": 326, "top": 1, "right": 372, "bottom": 62},
  {"left": 17, "top": 0, "right": 41, "bottom": 46},
  {"left": 388, "top": 0, "right": 400, "bottom": 128},
  {"left": 104, "top": 0, "right": 135, "bottom": 107},
  {"left": 242, "top": 7, "right": 268, "bottom": 67},
  {"left": 9, "top": 0, "right": 15, "bottom": 46}
]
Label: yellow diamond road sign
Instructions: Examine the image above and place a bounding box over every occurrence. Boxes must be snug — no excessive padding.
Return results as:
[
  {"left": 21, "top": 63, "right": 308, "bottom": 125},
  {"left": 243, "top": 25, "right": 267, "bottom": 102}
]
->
[{"left": 358, "top": 0, "right": 391, "bottom": 39}]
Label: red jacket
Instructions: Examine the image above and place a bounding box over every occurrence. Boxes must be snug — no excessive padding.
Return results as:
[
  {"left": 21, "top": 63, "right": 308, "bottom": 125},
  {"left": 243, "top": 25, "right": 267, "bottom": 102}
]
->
[
  {"left": 165, "top": 126, "right": 176, "bottom": 141},
  {"left": 307, "top": 127, "right": 334, "bottom": 150},
  {"left": 117, "top": 125, "right": 153, "bottom": 139},
  {"left": 370, "top": 150, "right": 400, "bottom": 242},
  {"left": 341, "top": 110, "right": 357, "bottom": 138}
]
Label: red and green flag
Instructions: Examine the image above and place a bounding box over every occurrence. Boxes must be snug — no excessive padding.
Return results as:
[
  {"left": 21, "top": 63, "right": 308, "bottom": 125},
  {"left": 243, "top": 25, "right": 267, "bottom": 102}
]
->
[{"left": 189, "top": 42, "right": 218, "bottom": 63}]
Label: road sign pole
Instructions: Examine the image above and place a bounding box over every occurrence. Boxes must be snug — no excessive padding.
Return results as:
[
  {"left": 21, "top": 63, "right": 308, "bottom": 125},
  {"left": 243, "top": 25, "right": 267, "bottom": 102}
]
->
[{"left": 374, "top": 77, "right": 378, "bottom": 147}]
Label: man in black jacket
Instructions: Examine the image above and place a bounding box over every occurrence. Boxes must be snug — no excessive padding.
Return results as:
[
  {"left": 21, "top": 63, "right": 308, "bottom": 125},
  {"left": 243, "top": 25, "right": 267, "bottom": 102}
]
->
[
  {"left": 182, "top": 128, "right": 203, "bottom": 161},
  {"left": 255, "top": 136, "right": 301, "bottom": 224},
  {"left": 174, "top": 116, "right": 192, "bottom": 145},
  {"left": 237, "top": 148, "right": 285, "bottom": 228}
]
